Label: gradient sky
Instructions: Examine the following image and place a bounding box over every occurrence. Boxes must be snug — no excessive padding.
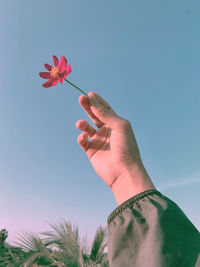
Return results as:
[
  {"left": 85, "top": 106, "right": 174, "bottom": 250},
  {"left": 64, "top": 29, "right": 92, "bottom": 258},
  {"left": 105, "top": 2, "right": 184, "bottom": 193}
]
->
[{"left": 1, "top": 0, "right": 200, "bottom": 248}]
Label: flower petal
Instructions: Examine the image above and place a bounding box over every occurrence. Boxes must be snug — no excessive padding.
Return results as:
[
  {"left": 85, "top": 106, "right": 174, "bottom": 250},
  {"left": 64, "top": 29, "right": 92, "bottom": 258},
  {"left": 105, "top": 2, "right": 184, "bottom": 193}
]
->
[
  {"left": 66, "top": 64, "right": 71, "bottom": 75},
  {"left": 39, "top": 72, "right": 51, "bottom": 79},
  {"left": 60, "top": 56, "right": 67, "bottom": 72},
  {"left": 42, "top": 79, "right": 54, "bottom": 88},
  {"left": 52, "top": 79, "right": 60, "bottom": 87},
  {"left": 52, "top": 55, "right": 59, "bottom": 67},
  {"left": 44, "top": 64, "right": 52, "bottom": 71}
]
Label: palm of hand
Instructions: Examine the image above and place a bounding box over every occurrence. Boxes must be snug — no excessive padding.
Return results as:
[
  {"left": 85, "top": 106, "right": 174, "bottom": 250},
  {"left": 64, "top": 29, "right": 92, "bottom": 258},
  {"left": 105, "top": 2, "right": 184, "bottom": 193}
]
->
[{"left": 95, "top": 127, "right": 140, "bottom": 187}]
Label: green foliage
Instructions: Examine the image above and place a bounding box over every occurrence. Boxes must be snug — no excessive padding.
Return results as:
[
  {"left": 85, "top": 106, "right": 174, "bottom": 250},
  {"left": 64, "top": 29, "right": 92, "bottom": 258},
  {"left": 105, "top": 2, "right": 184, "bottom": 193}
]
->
[
  {"left": 0, "top": 221, "right": 109, "bottom": 267},
  {"left": 0, "top": 245, "right": 26, "bottom": 266},
  {"left": 0, "top": 229, "right": 8, "bottom": 244}
]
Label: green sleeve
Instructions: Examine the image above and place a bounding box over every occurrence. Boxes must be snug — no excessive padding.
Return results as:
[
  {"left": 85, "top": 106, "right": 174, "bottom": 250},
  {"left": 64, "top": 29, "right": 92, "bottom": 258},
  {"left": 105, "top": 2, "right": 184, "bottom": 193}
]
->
[{"left": 107, "top": 189, "right": 200, "bottom": 267}]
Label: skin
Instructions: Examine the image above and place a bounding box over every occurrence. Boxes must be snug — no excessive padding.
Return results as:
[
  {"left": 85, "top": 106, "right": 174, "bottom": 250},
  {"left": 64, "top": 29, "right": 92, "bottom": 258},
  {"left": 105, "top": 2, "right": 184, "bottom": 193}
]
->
[{"left": 76, "top": 92, "right": 155, "bottom": 205}]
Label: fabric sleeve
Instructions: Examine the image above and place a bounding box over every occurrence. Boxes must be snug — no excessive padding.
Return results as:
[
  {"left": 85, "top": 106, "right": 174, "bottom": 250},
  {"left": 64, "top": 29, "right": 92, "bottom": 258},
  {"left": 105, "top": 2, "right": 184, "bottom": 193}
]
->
[{"left": 107, "top": 189, "right": 200, "bottom": 267}]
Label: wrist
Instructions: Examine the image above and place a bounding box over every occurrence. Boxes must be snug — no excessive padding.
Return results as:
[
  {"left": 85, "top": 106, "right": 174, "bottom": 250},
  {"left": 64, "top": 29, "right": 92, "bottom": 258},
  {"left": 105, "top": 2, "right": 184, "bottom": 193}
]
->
[{"left": 111, "top": 164, "right": 155, "bottom": 206}]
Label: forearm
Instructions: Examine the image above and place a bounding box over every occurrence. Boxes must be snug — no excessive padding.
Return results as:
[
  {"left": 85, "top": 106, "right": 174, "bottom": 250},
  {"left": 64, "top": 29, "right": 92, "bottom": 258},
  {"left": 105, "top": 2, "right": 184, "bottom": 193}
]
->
[{"left": 111, "top": 163, "right": 155, "bottom": 206}]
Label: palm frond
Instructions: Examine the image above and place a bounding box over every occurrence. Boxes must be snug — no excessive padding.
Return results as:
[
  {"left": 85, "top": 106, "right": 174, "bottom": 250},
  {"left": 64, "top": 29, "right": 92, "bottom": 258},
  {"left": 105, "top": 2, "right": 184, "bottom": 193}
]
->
[
  {"left": 13, "top": 231, "right": 56, "bottom": 266},
  {"left": 90, "top": 226, "right": 107, "bottom": 262},
  {"left": 5, "top": 219, "right": 109, "bottom": 267},
  {"left": 23, "top": 251, "right": 53, "bottom": 267},
  {"left": 41, "top": 219, "right": 82, "bottom": 266}
]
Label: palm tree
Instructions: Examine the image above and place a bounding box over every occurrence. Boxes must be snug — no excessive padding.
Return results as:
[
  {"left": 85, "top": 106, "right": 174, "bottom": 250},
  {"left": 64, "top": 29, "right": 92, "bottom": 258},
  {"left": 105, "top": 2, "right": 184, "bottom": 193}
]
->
[
  {"left": 41, "top": 219, "right": 108, "bottom": 266},
  {"left": 13, "top": 219, "right": 108, "bottom": 267}
]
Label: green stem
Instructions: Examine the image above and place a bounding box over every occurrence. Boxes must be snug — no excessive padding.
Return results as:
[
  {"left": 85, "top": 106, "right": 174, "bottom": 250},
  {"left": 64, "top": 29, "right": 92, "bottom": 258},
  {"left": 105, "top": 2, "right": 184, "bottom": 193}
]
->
[{"left": 64, "top": 79, "right": 87, "bottom": 95}]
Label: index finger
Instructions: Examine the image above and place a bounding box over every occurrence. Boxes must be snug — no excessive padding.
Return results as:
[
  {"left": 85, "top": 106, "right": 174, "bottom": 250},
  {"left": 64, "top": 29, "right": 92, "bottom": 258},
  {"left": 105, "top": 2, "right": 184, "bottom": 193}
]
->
[{"left": 78, "top": 92, "right": 104, "bottom": 128}]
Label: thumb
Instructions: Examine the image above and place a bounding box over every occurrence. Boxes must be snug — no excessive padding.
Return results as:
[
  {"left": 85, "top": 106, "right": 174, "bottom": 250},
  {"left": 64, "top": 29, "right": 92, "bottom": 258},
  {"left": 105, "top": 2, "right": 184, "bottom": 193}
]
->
[{"left": 88, "top": 92, "right": 125, "bottom": 131}]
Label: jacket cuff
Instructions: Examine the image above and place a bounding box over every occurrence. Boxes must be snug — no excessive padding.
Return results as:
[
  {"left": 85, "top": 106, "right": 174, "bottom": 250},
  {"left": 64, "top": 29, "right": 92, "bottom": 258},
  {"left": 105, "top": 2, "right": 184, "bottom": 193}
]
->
[{"left": 107, "top": 189, "right": 162, "bottom": 225}]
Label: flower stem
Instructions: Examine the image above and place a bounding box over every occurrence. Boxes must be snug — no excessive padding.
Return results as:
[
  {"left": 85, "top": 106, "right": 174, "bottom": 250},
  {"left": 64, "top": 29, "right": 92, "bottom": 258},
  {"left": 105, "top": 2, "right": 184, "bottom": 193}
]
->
[{"left": 64, "top": 79, "right": 87, "bottom": 95}]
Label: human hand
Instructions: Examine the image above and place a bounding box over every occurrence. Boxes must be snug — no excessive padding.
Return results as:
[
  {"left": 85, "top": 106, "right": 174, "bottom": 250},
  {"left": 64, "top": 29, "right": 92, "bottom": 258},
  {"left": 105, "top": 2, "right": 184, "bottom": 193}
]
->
[{"left": 76, "top": 92, "right": 146, "bottom": 186}]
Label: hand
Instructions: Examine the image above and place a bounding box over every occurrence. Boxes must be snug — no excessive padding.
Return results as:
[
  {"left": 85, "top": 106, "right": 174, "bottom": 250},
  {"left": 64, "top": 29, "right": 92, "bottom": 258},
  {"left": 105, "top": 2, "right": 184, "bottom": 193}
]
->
[{"left": 76, "top": 91, "right": 150, "bottom": 188}]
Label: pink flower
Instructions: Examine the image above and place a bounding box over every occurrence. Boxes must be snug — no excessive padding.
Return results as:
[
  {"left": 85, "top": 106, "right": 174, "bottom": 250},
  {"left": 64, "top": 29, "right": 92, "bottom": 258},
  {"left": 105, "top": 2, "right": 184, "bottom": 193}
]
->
[{"left": 39, "top": 55, "right": 71, "bottom": 88}]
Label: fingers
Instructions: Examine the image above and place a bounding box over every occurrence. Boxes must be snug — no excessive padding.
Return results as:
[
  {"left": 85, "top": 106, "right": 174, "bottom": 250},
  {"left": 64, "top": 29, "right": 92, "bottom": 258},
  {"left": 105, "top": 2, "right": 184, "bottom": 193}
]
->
[
  {"left": 79, "top": 93, "right": 104, "bottom": 128},
  {"left": 79, "top": 91, "right": 118, "bottom": 129},
  {"left": 75, "top": 119, "right": 96, "bottom": 137},
  {"left": 77, "top": 132, "right": 90, "bottom": 152},
  {"left": 91, "top": 92, "right": 114, "bottom": 112},
  {"left": 78, "top": 91, "right": 124, "bottom": 132}
]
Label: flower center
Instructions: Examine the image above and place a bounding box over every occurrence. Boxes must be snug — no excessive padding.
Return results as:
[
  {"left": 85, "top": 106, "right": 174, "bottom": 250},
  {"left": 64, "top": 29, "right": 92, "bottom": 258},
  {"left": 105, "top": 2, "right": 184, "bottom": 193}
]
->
[{"left": 50, "top": 66, "right": 60, "bottom": 78}]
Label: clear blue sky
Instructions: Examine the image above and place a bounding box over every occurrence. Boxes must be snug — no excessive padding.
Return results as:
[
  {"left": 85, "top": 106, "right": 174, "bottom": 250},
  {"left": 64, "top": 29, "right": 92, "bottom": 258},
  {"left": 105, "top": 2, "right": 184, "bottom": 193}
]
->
[{"left": 1, "top": 0, "right": 200, "bottom": 247}]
